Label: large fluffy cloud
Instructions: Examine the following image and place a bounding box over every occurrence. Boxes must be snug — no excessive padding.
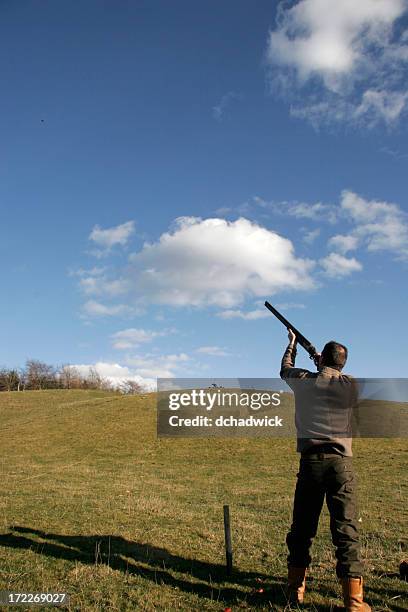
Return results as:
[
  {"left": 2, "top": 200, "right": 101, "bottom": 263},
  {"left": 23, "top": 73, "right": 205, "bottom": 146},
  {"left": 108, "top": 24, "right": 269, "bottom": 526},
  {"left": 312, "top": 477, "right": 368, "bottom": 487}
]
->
[
  {"left": 77, "top": 192, "right": 407, "bottom": 318},
  {"left": 266, "top": 0, "right": 408, "bottom": 126},
  {"left": 268, "top": 0, "right": 405, "bottom": 85},
  {"left": 125, "top": 217, "right": 316, "bottom": 307}
]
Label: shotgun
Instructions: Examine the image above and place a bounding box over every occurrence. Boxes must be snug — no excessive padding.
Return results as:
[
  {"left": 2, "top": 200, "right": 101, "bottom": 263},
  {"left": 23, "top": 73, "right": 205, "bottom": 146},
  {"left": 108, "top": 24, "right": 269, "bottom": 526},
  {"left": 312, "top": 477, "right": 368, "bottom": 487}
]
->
[{"left": 264, "top": 301, "right": 319, "bottom": 365}]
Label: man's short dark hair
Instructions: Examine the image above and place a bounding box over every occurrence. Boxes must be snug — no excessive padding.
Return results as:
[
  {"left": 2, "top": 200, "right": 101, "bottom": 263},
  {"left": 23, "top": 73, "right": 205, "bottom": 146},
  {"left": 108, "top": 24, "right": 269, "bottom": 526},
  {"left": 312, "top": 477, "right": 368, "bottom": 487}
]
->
[{"left": 321, "top": 341, "right": 348, "bottom": 370}]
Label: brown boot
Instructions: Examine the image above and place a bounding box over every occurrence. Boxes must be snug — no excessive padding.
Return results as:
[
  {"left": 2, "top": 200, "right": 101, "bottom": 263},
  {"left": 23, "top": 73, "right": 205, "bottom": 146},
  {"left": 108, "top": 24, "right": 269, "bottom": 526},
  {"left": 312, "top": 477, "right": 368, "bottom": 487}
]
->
[
  {"left": 287, "top": 566, "right": 307, "bottom": 604},
  {"left": 340, "top": 577, "right": 371, "bottom": 611}
]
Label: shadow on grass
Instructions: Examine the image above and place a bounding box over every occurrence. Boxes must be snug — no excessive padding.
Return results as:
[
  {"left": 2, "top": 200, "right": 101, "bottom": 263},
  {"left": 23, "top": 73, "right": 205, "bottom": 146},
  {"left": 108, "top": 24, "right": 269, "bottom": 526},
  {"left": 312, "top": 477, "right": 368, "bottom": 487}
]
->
[{"left": 1, "top": 526, "right": 392, "bottom": 610}]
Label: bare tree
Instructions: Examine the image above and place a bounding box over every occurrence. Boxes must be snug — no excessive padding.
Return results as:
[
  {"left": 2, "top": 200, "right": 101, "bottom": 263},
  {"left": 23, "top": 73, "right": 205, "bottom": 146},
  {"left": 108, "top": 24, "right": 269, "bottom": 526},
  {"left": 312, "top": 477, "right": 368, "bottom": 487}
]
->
[
  {"left": 25, "top": 359, "right": 57, "bottom": 390},
  {"left": 119, "top": 379, "right": 144, "bottom": 395},
  {"left": 18, "top": 367, "right": 27, "bottom": 391},
  {"left": 0, "top": 368, "right": 21, "bottom": 392},
  {"left": 0, "top": 361, "right": 124, "bottom": 394},
  {"left": 59, "top": 365, "right": 83, "bottom": 389},
  {"left": 83, "top": 367, "right": 112, "bottom": 391}
]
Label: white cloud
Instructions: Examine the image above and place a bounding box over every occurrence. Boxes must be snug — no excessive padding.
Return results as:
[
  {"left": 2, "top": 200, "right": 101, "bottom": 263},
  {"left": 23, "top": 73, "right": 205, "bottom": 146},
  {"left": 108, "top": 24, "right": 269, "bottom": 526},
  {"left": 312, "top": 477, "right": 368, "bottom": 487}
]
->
[
  {"left": 280, "top": 199, "right": 336, "bottom": 223},
  {"left": 82, "top": 300, "right": 133, "bottom": 317},
  {"left": 70, "top": 266, "right": 107, "bottom": 277},
  {"left": 268, "top": 0, "right": 405, "bottom": 85},
  {"left": 217, "top": 302, "right": 305, "bottom": 320},
  {"left": 216, "top": 196, "right": 338, "bottom": 225},
  {"left": 237, "top": 196, "right": 338, "bottom": 224},
  {"left": 126, "top": 217, "right": 316, "bottom": 307},
  {"left": 215, "top": 206, "right": 233, "bottom": 216},
  {"left": 79, "top": 275, "right": 129, "bottom": 297},
  {"left": 275, "top": 302, "right": 306, "bottom": 311},
  {"left": 303, "top": 228, "right": 321, "bottom": 244},
  {"left": 327, "top": 234, "right": 359, "bottom": 254},
  {"left": 354, "top": 89, "right": 408, "bottom": 125},
  {"left": 196, "top": 346, "right": 231, "bottom": 356},
  {"left": 126, "top": 353, "right": 190, "bottom": 378},
  {"left": 379, "top": 146, "right": 408, "bottom": 161},
  {"left": 340, "top": 190, "right": 408, "bottom": 258},
  {"left": 217, "top": 308, "right": 270, "bottom": 320},
  {"left": 288, "top": 202, "right": 338, "bottom": 223},
  {"left": 289, "top": 100, "right": 347, "bottom": 127},
  {"left": 111, "top": 327, "right": 172, "bottom": 350},
  {"left": 320, "top": 252, "right": 363, "bottom": 278},
  {"left": 89, "top": 221, "right": 135, "bottom": 256},
  {"left": 266, "top": 0, "right": 408, "bottom": 126},
  {"left": 341, "top": 190, "right": 399, "bottom": 222}
]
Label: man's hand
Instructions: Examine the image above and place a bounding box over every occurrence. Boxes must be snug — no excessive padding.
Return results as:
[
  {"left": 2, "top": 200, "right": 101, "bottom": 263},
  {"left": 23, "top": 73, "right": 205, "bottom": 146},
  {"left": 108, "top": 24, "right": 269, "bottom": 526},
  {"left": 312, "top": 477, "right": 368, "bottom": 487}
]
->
[{"left": 287, "top": 328, "right": 297, "bottom": 346}]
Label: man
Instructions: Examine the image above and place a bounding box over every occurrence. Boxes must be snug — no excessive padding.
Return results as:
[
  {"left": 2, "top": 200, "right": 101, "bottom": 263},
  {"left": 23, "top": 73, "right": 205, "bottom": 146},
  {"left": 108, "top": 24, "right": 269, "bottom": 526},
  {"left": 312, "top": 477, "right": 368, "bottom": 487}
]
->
[{"left": 280, "top": 329, "right": 370, "bottom": 612}]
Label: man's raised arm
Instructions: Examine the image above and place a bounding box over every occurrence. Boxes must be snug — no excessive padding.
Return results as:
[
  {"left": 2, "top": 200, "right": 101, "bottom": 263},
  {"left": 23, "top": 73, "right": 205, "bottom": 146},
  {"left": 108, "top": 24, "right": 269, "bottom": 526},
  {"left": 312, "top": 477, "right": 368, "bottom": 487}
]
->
[
  {"left": 280, "top": 329, "right": 297, "bottom": 378},
  {"left": 280, "top": 329, "right": 313, "bottom": 382}
]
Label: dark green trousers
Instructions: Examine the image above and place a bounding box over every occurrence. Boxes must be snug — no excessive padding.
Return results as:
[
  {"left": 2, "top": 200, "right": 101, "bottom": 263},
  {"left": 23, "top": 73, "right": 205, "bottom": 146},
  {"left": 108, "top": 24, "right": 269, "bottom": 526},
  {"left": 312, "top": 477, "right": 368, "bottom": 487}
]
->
[{"left": 287, "top": 453, "right": 364, "bottom": 578}]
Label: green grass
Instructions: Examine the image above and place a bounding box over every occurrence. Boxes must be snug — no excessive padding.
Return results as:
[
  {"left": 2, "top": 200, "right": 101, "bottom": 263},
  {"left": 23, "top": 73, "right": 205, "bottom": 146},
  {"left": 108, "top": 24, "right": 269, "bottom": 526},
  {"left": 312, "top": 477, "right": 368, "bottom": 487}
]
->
[{"left": 0, "top": 390, "right": 407, "bottom": 611}]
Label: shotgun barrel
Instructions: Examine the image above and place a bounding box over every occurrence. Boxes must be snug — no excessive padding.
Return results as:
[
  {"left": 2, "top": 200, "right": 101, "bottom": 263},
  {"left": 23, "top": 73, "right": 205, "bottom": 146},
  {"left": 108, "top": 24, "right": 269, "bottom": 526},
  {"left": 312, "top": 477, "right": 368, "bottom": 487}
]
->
[{"left": 264, "top": 300, "right": 318, "bottom": 364}]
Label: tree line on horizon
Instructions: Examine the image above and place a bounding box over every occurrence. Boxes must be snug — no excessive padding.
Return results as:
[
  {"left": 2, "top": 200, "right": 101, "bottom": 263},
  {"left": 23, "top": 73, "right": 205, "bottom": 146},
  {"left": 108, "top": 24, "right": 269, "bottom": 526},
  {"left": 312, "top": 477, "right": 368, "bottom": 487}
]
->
[{"left": 0, "top": 359, "right": 143, "bottom": 395}]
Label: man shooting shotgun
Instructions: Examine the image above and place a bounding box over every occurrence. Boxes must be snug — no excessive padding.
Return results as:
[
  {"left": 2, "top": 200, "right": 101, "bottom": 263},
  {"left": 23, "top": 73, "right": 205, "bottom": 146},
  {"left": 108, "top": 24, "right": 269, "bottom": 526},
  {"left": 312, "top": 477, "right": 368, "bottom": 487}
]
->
[{"left": 265, "top": 301, "right": 370, "bottom": 612}]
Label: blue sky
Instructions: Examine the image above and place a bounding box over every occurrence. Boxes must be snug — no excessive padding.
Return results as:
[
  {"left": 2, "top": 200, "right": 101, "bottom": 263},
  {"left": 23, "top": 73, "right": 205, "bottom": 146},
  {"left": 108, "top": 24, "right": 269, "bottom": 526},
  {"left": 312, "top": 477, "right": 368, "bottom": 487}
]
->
[{"left": 1, "top": 0, "right": 407, "bottom": 386}]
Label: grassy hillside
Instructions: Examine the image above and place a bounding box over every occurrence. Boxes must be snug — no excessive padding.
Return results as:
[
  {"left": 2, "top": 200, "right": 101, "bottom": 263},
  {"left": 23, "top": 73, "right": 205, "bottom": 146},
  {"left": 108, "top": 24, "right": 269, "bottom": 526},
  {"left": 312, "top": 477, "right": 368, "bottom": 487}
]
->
[{"left": 0, "top": 390, "right": 407, "bottom": 611}]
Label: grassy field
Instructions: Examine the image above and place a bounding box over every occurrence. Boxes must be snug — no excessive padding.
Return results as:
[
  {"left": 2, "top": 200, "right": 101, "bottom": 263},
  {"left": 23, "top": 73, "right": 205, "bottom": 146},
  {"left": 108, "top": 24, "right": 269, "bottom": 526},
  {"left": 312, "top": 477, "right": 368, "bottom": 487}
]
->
[{"left": 0, "top": 390, "right": 407, "bottom": 611}]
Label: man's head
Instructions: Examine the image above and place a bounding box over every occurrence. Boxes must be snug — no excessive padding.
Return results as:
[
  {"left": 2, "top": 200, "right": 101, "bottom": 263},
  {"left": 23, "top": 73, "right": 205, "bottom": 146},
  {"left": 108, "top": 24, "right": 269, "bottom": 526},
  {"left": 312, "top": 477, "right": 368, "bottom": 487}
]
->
[{"left": 319, "top": 341, "right": 348, "bottom": 371}]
